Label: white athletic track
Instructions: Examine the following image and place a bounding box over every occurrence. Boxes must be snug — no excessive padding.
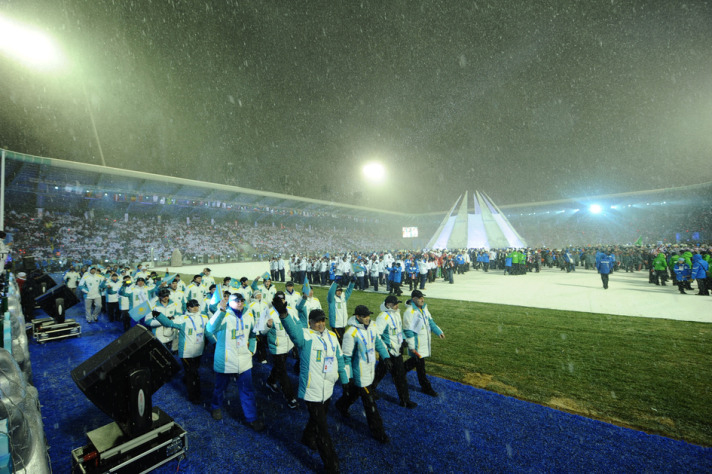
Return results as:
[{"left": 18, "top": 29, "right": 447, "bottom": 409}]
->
[{"left": 163, "top": 262, "right": 711, "bottom": 323}]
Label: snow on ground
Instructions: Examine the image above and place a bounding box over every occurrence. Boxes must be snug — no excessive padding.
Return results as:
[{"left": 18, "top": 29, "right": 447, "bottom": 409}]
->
[{"left": 163, "top": 262, "right": 711, "bottom": 323}]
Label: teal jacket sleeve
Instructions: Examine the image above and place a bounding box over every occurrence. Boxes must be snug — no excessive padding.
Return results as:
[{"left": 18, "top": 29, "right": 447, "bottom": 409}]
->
[
  {"left": 344, "top": 281, "right": 355, "bottom": 301},
  {"left": 428, "top": 313, "right": 443, "bottom": 337},
  {"left": 282, "top": 313, "right": 305, "bottom": 349},
  {"left": 156, "top": 313, "right": 181, "bottom": 331},
  {"left": 375, "top": 333, "right": 390, "bottom": 360},
  {"left": 296, "top": 297, "right": 308, "bottom": 327},
  {"left": 207, "top": 310, "right": 227, "bottom": 334},
  {"left": 336, "top": 344, "right": 349, "bottom": 385},
  {"left": 327, "top": 282, "right": 336, "bottom": 303}
]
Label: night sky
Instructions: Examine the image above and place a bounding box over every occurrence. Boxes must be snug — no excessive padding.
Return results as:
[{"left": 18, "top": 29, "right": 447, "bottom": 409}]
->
[{"left": 1, "top": 1, "right": 710, "bottom": 212}]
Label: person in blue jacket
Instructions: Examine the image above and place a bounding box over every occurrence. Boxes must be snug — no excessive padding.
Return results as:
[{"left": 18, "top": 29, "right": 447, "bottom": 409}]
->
[
  {"left": 691, "top": 253, "right": 710, "bottom": 295},
  {"left": 596, "top": 251, "right": 613, "bottom": 289},
  {"left": 673, "top": 257, "right": 692, "bottom": 294},
  {"left": 388, "top": 262, "right": 403, "bottom": 296}
]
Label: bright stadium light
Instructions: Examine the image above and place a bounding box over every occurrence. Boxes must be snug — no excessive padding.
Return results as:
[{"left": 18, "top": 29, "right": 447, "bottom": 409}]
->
[
  {"left": 362, "top": 162, "right": 386, "bottom": 182},
  {"left": 0, "top": 14, "right": 62, "bottom": 69},
  {"left": 589, "top": 204, "right": 602, "bottom": 214}
]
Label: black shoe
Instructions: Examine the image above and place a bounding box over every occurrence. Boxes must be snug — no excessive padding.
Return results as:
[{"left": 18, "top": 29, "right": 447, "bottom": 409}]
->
[
  {"left": 422, "top": 387, "right": 438, "bottom": 397},
  {"left": 249, "top": 419, "right": 265, "bottom": 432},
  {"left": 266, "top": 381, "right": 279, "bottom": 394},
  {"left": 335, "top": 400, "right": 350, "bottom": 419},
  {"left": 211, "top": 408, "right": 223, "bottom": 420},
  {"left": 287, "top": 398, "right": 298, "bottom": 409},
  {"left": 399, "top": 400, "right": 417, "bottom": 409},
  {"left": 300, "top": 434, "right": 317, "bottom": 451}
]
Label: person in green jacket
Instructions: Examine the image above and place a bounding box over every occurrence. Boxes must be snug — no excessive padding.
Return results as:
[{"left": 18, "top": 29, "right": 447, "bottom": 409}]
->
[{"left": 653, "top": 252, "right": 668, "bottom": 286}]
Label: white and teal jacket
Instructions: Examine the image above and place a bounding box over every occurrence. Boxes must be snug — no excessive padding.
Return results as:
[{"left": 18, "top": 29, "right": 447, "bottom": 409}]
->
[
  {"left": 375, "top": 303, "right": 405, "bottom": 357},
  {"left": 296, "top": 296, "right": 322, "bottom": 326},
  {"left": 119, "top": 283, "right": 157, "bottom": 310},
  {"left": 259, "top": 306, "right": 298, "bottom": 355},
  {"left": 282, "top": 316, "right": 349, "bottom": 402},
  {"left": 104, "top": 279, "right": 122, "bottom": 304},
  {"left": 145, "top": 297, "right": 181, "bottom": 344},
  {"left": 402, "top": 302, "right": 443, "bottom": 359},
  {"left": 208, "top": 307, "right": 256, "bottom": 374},
  {"left": 169, "top": 288, "right": 187, "bottom": 313},
  {"left": 251, "top": 279, "right": 277, "bottom": 302},
  {"left": 327, "top": 281, "right": 354, "bottom": 329},
  {"left": 78, "top": 273, "right": 105, "bottom": 299},
  {"left": 342, "top": 316, "right": 390, "bottom": 387},
  {"left": 186, "top": 282, "right": 207, "bottom": 310},
  {"left": 156, "top": 312, "right": 211, "bottom": 359}
]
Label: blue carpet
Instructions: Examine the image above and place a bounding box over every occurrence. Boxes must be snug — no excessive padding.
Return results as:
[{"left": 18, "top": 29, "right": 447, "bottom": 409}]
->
[{"left": 28, "top": 304, "right": 712, "bottom": 473}]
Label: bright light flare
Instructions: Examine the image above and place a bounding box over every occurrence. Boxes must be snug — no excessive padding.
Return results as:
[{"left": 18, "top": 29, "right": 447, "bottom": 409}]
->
[
  {"left": 362, "top": 162, "right": 386, "bottom": 182},
  {"left": 589, "top": 204, "right": 602, "bottom": 214},
  {"left": 0, "top": 15, "right": 62, "bottom": 69}
]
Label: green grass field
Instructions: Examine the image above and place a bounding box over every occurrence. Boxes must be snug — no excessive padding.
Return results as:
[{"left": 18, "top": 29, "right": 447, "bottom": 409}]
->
[{"left": 267, "top": 282, "right": 712, "bottom": 447}]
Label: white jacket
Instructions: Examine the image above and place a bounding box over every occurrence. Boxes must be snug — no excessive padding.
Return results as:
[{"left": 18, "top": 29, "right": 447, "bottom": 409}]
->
[
  {"left": 402, "top": 303, "right": 443, "bottom": 359},
  {"left": 146, "top": 298, "right": 181, "bottom": 344},
  {"left": 342, "top": 316, "right": 390, "bottom": 387},
  {"left": 208, "top": 308, "right": 256, "bottom": 374},
  {"left": 282, "top": 316, "right": 348, "bottom": 402},
  {"left": 375, "top": 303, "right": 405, "bottom": 357}
]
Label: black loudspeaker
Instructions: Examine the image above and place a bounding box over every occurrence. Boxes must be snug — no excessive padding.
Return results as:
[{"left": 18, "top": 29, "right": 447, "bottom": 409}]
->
[
  {"left": 35, "top": 284, "right": 79, "bottom": 323},
  {"left": 21, "top": 257, "right": 36, "bottom": 273},
  {"left": 71, "top": 326, "right": 181, "bottom": 438}
]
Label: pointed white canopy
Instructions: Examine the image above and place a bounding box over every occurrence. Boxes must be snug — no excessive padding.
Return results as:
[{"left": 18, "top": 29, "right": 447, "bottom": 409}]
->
[{"left": 427, "top": 191, "right": 527, "bottom": 250}]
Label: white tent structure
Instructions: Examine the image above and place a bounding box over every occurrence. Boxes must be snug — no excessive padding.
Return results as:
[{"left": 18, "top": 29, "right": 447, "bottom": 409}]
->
[{"left": 427, "top": 191, "right": 527, "bottom": 250}]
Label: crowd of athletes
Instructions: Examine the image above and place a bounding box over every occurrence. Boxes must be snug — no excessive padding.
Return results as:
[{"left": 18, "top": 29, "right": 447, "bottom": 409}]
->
[{"left": 7, "top": 213, "right": 710, "bottom": 473}]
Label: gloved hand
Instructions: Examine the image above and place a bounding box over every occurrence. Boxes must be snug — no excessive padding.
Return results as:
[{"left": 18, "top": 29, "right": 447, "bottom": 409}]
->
[
  {"left": 272, "top": 294, "right": 288, "bottom": 314},
  {"left": 382, "top": 357, "right": 393, "bottom": 372},
  {"left": 151, "top": 310, "right": 161, "bottom": 317}
]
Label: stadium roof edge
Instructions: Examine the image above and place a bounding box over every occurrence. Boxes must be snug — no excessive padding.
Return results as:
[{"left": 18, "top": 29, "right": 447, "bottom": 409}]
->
[
  {"left": 2, "top": 148, "right": 417, "bottom": 218},
  {"left": 415, "top": 182, "right": 712, "bottom": 216}
]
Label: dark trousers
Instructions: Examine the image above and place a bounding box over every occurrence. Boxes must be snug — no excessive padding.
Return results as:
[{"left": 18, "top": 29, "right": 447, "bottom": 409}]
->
[
  {"left": 333, "top": 327, "right": 345, "bottom": 345},
  {"left": 677, "top": 281, "right": 687, "bottom": 294},
  {"left": 211, "top": 370, "right": 257, "bottom": 422},
  {"left": 600, "top": 273, "right": 609, "bottom": 289},
  {"left": 267, "top": 353, "right": 295, "bottom": 400},
  {"left": 403, "top": 356, "right": 433, "bottom": 391},
  {"left": 370, "top": 276, "right": 379, "bottom": 292},
  {"left": 654, "top": 270, "right": 668, "bottom": 285},
  {"left": 279, "top": 269, "right": 285, "bottom": 282},
  {"left": 697, "top": 278, "right": 710, "bottom": 295},
  {"left": 304, "top": 399, "right": 340, "bottom": 474},
  {"left": 336, "top": 382, "right": 386, "bottom": 439},
  {"left": 372, "top": 354, "right": 411, "bottom": 403},
  {"left": 390, "top": 282, "right": 402, "bottom": 296},
  {"left": 181, "top": 356, "right": 202, "bottom": 403},
  {"left": 419, "top": 274, "right": 427, "bottom": 289},
  {"left": 106, "top": 301, "right": 120, "bottom": 322},
  {"left": 120, "top": 309, "right": 131, "bottom": 331},
  {"left": 255, "top": 335, "right": 268, "bottom": 362}
]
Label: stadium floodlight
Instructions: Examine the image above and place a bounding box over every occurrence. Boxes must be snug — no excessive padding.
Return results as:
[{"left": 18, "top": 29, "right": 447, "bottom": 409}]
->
[
  {"left": 0, "top": 14, "right": 62, "bottom": 70},
  {"left": 362, "top": 162, "right": 386, "bottom": 182},
  {"left": 589, "top": 204, "right": 602, "bottom": 214}
]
